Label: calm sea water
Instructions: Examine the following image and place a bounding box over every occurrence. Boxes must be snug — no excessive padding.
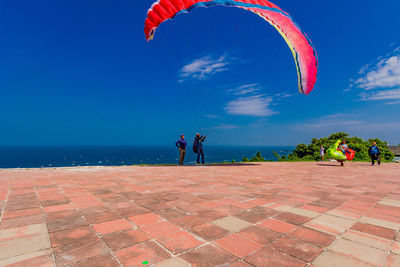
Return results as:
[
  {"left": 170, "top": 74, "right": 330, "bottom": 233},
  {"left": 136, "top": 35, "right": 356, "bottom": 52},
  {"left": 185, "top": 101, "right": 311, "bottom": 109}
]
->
[{"left": 0, "top": 146, "right": 294, "bottom": 169}]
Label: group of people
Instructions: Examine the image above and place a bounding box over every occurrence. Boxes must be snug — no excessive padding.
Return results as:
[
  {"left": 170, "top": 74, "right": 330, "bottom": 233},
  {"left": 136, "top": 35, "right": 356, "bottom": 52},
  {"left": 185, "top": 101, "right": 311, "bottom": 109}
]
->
[
  {"left": 175, "top": 133, "right": 206, "bottom": 165},
  {"left": 319, "top": 140, "right": 382, "bottom": 166}
]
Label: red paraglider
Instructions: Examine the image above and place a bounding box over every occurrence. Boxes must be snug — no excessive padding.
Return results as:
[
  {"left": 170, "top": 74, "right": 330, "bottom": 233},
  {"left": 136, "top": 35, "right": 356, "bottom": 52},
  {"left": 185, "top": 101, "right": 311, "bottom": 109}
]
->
[
  {"left": 144, "top": 0, "right": 318, "bottom": 95},
  {"left": 346, "top": 149, "right": 356, "bottom": 161}
]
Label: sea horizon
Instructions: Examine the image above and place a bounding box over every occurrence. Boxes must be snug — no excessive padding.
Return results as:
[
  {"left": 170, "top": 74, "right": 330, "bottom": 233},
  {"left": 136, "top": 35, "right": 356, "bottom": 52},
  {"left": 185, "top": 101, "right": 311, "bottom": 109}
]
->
[{"left": 0, "top": 145, "right": 295, "bottom": 169}]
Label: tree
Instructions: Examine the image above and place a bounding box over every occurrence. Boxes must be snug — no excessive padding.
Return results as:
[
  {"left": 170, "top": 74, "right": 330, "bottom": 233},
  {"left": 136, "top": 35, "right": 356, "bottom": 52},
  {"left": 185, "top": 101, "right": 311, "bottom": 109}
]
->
[
  {"left": 250, "top": 152, "right": 265, "bottom": 162},
  {"left": 280, "top": 132, "right": 394, "bottom": 162}
]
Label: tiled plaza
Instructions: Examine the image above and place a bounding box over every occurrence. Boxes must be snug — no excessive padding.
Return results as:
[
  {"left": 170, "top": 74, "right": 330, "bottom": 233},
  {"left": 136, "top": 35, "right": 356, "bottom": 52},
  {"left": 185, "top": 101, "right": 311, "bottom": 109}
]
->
[{"left": 0, "top": 162, "right": 399, "bottom": 266}]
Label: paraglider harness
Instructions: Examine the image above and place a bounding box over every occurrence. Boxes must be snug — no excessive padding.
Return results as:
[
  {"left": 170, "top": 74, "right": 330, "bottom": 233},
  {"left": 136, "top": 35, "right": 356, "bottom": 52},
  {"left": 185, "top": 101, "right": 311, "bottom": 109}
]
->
[{"left": 338, "top": 143, "right": 349, "bottom": 156}]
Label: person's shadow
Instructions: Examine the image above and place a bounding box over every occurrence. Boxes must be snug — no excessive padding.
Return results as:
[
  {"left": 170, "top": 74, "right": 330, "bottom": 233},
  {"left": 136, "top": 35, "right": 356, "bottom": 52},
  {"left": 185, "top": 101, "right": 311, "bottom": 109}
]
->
[{"left": 316, "top": 163, "right": 342, "bottom": 167}]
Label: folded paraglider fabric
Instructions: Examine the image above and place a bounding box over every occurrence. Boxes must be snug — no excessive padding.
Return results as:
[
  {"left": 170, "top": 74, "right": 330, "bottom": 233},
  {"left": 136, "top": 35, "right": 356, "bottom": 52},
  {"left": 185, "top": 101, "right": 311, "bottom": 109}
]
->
[
  {"left": 345, "top": 149, "right": 355, "bottom": 161},
  {"left": 327, "top": 140, "right": 347, "bottom": 161}
]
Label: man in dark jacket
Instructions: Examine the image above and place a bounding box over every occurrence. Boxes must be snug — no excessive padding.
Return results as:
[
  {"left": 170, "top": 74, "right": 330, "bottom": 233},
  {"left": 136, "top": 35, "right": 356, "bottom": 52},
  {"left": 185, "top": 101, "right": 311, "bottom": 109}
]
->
[
  {"left": 368, "top": 142, "right": 381, "bottom": 166},
  {"left": 176, "top": 134, "right": 187, "bottom": 165},
  {"left": 194, "top": 133, "right": 206, "bottom": 164}
]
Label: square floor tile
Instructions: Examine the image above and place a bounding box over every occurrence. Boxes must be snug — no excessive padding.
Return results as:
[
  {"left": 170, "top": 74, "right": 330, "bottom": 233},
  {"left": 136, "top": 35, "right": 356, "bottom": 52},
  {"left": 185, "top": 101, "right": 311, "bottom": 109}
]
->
[
  {"left": 114, "top": 241, "right": 169, "bottom": 266},
  {"left": 53, "top": 237, "right": 108, "bottom": 265},
  {"left": 271, "top": 236, "right": 322, "bottom": 262},
  {"left": 275, "top": 212, "right": 312, "bottom": 226},
  {"left": 93, "top": 219, "right": 133, "bottom": 235},
  {"left": 289, "top": 227, "right": 336, "bottom": 248},
  {"left": 180, "top": 245, "right": 238, "bottom": 266},
  {"left": 190, "top": 223, "right": 229, "bottom": 241},
  {"left": 214, "top": 234, "right": 262, "bottom": 258},
  {"left": 259, "top": 219, "right": 297, "bottom": 233},
  {"left": 140, "top": 221, "right": 181, "bottom": 238},
  {"left": 351, "top": 222, "right": 396, "bottom": 240},
  {"left": 68, "top": 254, "right": 119, "bottom": 267},
  {"left": 239, "top": 225, "right": 282, "bottom": 245},
  {"left": 156, "top": 230, "right": 204, "bottom": 254},
  {"left": 102, "top": 229, "right": 150, "bottom": 251},
  {"left": 170, "top": 215, "right": 207, "bottom": 229},
  {"left": 212, "top": 216, "right": 252, "bottom": 233},
  {"left": 50, "top": 226, "right": 97, "bottom": 247},
  {"left": 128, "top": 213, "right": 163, "bottom": 226},
  {"left": 153, "top": 257, "right": 190, "bottom": 267},
  {"left": 244, "top": 247, "right": 306, "bottom": 267},
  {"left": 328, "top": 238, "right": 387, "bottom": 266}
]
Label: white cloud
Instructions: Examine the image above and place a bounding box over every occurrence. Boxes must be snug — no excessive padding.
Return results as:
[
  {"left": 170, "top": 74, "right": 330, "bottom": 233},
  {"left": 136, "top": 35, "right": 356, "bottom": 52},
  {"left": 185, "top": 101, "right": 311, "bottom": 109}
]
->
[
  {"left": 292, "top": 113, "right": 363, "bottom": 131},
  {"left": 226, "top": 84, "right": 260, "bottom": 96},
  {"left": 225, "top": 95, "right": 276, "bottom": 117},
  {"left": 298, "top": 120, "right": 363, "bottom": 130},
  {"left": 360, "top": 88, "right": 400, "bottom": 101},
  {"left": 212, "top": 124, "right": 239, "bottom": 130},
  {"left": 323, "top": 113, "right": 347, "bottom": 119},
  {"left": 179, "top": 54, "right": 231, "bottom": 80},
  {"left": 385, "top": 101, "right": 400, "bottom": 105},
  {"left": 275, "top": 93, "right": 295, "bottom": 98},
  {"left": 355, "top": 49, "right": 400, "bottom": 90}
]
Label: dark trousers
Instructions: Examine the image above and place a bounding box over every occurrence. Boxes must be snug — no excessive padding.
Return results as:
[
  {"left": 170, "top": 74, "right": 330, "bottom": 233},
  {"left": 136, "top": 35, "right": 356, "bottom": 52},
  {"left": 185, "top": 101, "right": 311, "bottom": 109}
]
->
[
  {"left": 179, "top": 149, "right": 186, "bottom": 165},
  {"left": 371, "top": 154, "right": 380, "bottom": 165},
  {"left": 197, "top": 148, "right": 204, "bottom": 164}
]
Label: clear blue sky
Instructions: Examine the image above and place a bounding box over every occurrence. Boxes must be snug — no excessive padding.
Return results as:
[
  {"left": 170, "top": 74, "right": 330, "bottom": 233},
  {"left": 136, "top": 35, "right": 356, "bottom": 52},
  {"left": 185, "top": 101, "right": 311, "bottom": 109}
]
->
[{"left": 1, "top": 0, "right": 400, "bottom": 146}]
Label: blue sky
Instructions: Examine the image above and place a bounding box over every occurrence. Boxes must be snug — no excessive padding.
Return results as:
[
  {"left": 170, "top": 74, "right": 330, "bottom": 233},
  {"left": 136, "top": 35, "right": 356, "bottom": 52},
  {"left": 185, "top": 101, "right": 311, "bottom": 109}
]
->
[{"left": 1, "top": 0, "right": 400, "bottom": 146}]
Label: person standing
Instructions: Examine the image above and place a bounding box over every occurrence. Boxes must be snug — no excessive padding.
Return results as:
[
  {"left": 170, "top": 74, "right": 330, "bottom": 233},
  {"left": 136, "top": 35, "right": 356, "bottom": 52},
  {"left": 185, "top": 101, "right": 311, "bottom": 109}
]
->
[
  {"left": 368, "top": 142, "right": 381, "bottom": 166},
  {"left": 320, "top": 145, "right": 325, "bottom": 161},
  {"left": 194, "top": 133, "right": 206, "bottom": 164},
  {"left": 176, "top": 134, "right": 187, "bottom": 165}
]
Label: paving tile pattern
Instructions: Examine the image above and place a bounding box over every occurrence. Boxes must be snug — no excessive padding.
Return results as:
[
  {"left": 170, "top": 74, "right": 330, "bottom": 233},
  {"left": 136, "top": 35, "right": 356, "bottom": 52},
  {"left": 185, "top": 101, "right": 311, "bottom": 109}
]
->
[{"left": 0, "top": 162, "right": 399, "bottom": 266}]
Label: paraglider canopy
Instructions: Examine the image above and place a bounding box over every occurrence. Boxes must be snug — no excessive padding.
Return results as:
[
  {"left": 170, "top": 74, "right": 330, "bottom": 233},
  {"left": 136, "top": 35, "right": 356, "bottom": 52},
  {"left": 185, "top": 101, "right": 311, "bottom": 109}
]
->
[{"left": 144, "top": 0, "right": 318, "bottom": 95}]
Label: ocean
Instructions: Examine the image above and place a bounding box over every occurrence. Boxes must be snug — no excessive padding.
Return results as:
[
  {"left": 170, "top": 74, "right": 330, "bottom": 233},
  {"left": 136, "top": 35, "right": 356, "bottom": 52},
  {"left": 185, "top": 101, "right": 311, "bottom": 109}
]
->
[{"left": 0, "top": 146, "right": 294, "bottom": 169}]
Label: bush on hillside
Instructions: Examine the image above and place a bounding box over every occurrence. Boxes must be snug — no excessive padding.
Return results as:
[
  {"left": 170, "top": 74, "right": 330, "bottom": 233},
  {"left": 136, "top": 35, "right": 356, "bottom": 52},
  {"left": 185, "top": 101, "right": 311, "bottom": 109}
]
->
[
  {"left": 250, "top": 151, "right": 265, "bottom": 162},
  {"left": 275, "top": 132, "right": 394, "bottom": 162}
]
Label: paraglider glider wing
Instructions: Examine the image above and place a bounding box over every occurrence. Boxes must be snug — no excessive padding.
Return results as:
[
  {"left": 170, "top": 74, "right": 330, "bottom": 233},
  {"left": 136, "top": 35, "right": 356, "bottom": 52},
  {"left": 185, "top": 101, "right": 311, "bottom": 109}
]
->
[
  {"left": 144, "top": 0, "right": 318, "bottom": 95},
  {"left": 327, "top": 140, "right": 347, "bottom": 161}
]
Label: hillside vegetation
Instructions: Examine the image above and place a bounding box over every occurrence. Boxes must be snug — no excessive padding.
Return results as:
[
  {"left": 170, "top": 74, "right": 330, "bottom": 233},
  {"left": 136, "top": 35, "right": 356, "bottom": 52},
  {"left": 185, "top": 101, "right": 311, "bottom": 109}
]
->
[{"left": 274, "top": 132, "right": 394, "bottom": 162}]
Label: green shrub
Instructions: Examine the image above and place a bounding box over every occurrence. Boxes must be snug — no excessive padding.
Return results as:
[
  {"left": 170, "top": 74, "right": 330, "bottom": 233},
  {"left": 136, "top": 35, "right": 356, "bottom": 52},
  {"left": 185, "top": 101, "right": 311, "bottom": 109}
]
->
[
  {"left": 278, "top": 132, "right": 394, "bottom": 162},
  {"left": 250, "top": 151, "right": 265, "bottom": 162}
]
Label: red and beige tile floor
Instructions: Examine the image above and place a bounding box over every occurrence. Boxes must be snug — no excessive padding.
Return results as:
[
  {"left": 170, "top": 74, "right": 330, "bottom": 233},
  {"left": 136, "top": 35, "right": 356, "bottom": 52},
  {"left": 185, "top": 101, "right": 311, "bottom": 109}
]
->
[{"left": 0, "top": 162, "right": 399, "bottom": 266}]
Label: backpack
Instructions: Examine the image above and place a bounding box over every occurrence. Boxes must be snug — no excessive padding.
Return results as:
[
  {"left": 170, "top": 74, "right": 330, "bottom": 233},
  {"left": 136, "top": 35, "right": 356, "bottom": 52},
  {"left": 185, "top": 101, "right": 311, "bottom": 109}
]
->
[
  {"left": 193, "top": 141, "right": 198, "bottom": 153},
  {"left": 370, "top": 146, "right": 379, "bottom": 155}
]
